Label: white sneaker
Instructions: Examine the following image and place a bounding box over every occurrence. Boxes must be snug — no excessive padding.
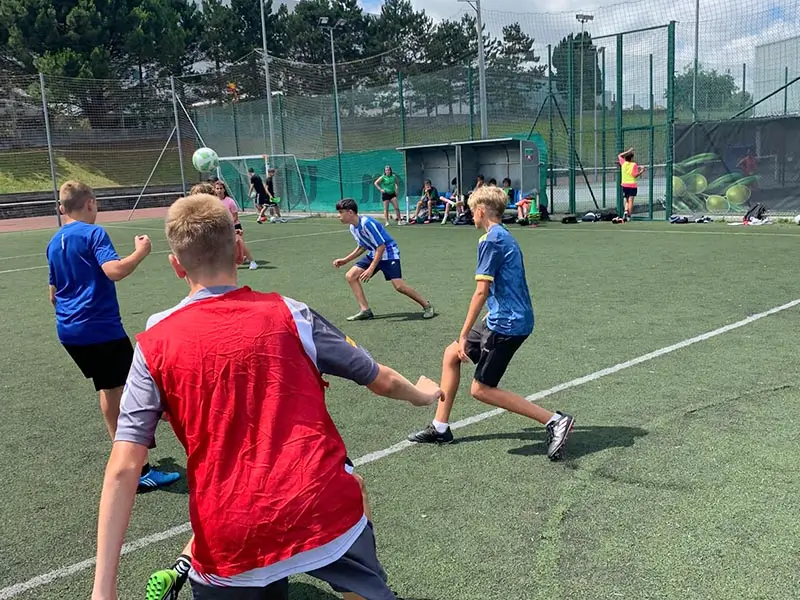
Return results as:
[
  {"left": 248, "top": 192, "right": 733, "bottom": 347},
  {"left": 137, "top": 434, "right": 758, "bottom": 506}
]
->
[{"left": 249, "top": 261, "right": 258, "bottom": 270}]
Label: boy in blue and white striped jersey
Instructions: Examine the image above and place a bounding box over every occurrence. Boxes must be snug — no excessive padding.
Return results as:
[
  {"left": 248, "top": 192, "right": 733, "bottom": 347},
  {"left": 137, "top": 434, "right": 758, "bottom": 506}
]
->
[{"left": 334, "top": 198, "right": 435, "bottom": 322}]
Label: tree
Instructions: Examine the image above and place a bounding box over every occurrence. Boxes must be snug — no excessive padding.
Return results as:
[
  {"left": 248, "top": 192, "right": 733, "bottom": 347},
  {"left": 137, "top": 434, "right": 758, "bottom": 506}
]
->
[
  {"left": 486, "top": 22, "right": 545, "bottom": 114},
  {"left": 672, "top": 64, "right": 752, "bottom": 115},
  {"left": 365, "top": 0, "right": 431, "bottom": 83},
  {"left": 551, "top": 32, "right": 602, "bottom": 111}
]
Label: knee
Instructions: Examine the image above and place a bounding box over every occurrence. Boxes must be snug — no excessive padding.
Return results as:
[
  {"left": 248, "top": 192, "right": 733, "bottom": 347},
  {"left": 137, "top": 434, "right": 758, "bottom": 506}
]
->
[
  {"left": 470, "top": 380, "right": 489, "bottom": 402},
  {"left": 346, "top": 269, "right": 359, "bottom": 283},
  {"left": 443, "top": 342, "right": 461, "bottom": 365},
  {"left": 391, "top": 279, "right": 406, "bottom": 292}
]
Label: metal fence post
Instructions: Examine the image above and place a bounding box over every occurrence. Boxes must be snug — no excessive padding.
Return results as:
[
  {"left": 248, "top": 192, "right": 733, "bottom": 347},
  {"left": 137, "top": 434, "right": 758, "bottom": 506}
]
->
[
  {"left": 547, "top": 44, "right": 555, "bottom": 214},
  {"left": 39, "top": 73, "right": 61, "bottom": 226},
  {"left": 398, "top": 71, "right": 407, "bottom": 146},
  {"left": 567, "top": 35, "right": 576, "bottom": 214},
  {"left": 601, "top": 48, "right": 607, "bottom": 208},
  {"left": 648, "top": 53, "right": 655, "bottom": 220},
  {"left": 615, "top": 34, "right": 624, "bottom": 216},
  {"left": 170, "top": 76, "right": 187, "bottom": 195},
  {"left": 665, "top": 21, "right": 676, "bottom": 219},
  {"left": 468, "top": 63, "right": 475, "bottom": 141}
]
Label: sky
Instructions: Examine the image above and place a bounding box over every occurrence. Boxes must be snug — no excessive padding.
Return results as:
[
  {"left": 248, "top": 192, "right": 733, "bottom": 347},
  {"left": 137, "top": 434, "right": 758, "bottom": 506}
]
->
[{"left": 356, "top": 0, "right": 800, "bottom": 107}]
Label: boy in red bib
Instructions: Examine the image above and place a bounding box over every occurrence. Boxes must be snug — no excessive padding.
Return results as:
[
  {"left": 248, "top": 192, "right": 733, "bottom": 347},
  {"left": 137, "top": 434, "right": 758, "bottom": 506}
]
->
[{"left": 92, "top": 194, "right": 442, "bottom": 600}]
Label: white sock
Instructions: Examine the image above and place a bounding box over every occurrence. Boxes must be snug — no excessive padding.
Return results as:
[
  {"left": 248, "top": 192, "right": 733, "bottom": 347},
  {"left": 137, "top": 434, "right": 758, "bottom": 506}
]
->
[
  {"left": 432, "top": 419, "right": 449, "bottom": 433},
  {"left": 546, "top": 413, "right": 561, "bottom": 425}
]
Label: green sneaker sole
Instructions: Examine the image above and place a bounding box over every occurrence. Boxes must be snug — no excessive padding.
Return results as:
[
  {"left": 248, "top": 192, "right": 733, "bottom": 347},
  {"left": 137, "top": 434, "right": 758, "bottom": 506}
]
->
[{"left": 145, "top": 569, "right": 178, "bottom": 600}]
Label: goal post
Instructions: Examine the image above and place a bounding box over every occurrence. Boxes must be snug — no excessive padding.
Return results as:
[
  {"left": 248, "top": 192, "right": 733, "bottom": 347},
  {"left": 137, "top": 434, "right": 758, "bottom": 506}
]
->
[{"left": 216, "top": 154, "right": 310, "bottom": 213}]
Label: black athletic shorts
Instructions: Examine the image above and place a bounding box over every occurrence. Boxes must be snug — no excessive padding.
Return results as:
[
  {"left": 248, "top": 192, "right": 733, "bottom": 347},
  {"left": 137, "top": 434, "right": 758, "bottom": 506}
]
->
[
  {"left": 464, "top": 321, "right": 527, "bottom": 388},
  {"left": 622, "top": 186, "right": 637, "bottom": 198},
  {"left": 234, "top": 223, "right": 243, "bottom": 232},
  {"left": 256, "top": 194, "right": 270, "bottom": 207},
  {"left": 381, "top": 192, "right": 396, "bottom": 202},
  {"left": 63, "top": 337, "right": 134, "bottom": 391}
]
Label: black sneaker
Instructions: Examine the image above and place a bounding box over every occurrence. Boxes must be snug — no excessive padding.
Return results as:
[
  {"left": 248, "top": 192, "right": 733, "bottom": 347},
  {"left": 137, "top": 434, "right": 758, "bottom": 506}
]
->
[
  {"left": 408, "top": 424, "right": 454, "bottom": 444},
  {"left": 545, "top": 412, "right": 574, "bottom": 460}
]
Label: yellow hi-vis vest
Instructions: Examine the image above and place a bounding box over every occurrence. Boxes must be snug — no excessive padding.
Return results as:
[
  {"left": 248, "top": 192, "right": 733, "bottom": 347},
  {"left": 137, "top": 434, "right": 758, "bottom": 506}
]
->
[{"left": 621, "top": 161, "right": 638, "bottom": 186}]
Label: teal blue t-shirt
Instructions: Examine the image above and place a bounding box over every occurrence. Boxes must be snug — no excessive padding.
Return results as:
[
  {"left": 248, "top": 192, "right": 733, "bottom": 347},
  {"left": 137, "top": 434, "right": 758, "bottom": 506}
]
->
[{"left": 474, "top": 225, "right": 534, "bottom": 336}]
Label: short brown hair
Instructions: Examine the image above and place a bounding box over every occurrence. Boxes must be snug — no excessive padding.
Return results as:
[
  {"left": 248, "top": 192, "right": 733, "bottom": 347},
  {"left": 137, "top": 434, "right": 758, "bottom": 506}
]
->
[
  {"left": 468, "top": 186, "right": 507, "bottom": 218},
  {"left": 190, "top": 182, "right": 214, "bottom": 195},
  {"left": 59, "top": 180, "right": 94, "bottom": 214},
  {"left": 165, "top": 194, "right": 235, "bottom": 276}
]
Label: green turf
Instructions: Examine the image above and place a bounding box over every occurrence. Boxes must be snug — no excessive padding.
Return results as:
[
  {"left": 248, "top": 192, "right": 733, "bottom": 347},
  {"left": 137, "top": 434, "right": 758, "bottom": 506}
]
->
[{"left": 2, "top": 217, "right": 800, "bottom": 600}]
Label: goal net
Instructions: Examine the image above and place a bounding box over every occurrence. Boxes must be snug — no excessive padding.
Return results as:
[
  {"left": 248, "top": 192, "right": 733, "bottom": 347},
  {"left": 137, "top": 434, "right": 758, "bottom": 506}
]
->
[{"left": 216, "top": 154, "right": 310, "bottom": 213}]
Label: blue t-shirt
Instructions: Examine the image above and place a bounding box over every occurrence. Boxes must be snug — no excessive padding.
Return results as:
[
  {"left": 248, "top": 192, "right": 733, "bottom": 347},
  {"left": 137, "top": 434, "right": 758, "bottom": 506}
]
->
[
  {"left": 475, "top": 225, "right": 534, "bottom": 336},
  {"left": 46, "top": 221, "right": 126, "bottom": 345}
]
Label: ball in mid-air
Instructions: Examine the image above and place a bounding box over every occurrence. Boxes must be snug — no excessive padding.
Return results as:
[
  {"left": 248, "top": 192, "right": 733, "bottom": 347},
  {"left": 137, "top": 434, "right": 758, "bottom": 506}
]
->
[{"left": 192, "top": 147, "right": 219, "bottom": 173}]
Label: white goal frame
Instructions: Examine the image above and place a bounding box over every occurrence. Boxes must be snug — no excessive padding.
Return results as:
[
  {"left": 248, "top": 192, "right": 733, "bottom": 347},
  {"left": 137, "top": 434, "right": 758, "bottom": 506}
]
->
[{"left": 216, "top": 154, "right": 311, "bottom": 213}]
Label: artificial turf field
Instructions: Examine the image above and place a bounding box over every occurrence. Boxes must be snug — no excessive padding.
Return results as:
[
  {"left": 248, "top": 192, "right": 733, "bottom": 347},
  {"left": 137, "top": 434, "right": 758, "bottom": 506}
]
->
[{"left": 1, "top": 216, "right": 799, "bottom": 600}]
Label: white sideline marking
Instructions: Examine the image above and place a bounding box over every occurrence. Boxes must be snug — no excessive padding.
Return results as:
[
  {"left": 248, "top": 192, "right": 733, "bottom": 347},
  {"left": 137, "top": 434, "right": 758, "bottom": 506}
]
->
[
  {"left": 1, "top": 296, "right": 798, "bottom": 598},
  {"left": 0, "top": 230, "right": 346, "bottom": 276}
]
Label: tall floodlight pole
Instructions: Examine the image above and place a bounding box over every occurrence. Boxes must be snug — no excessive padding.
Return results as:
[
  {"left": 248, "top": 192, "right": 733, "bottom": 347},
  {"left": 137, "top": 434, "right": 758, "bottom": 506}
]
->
[
  {"left": 459, "top": 0, "right": 488, "bottom": 139},
  {"left": 692, "top": 0, "right": 699, "bottom": 120},
  {"left": 576, "top": 14, "right": 594, "bottom": 167},
  {"left": 259, "top": 0, "right": 276, "bottom": 155},
  {"left": 320, "top": 17, "right": 346, "bottom": 197}
]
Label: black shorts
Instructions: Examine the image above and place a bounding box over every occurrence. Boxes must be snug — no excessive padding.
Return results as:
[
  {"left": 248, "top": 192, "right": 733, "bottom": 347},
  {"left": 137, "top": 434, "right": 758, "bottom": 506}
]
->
[
  {"left": 464, "top": 321, "right": 527, "bottom": 388},
  {"left": 234, "top": 223, "right": 243, "bottom": 232},
  {"left": 63, "top": 337, "right": 134, "bottom": 391},
  {"left": 355, "top": 256, "right": 402, "bottom": 281},
  {"left": 622, "top": 186, "right": 637, "bottom": 198},
  {"left": 381, "top": 192, "right": 396, "bottom": 202},
  {"left": 256, "top": 195, "right": 270, "bottom": 207}
]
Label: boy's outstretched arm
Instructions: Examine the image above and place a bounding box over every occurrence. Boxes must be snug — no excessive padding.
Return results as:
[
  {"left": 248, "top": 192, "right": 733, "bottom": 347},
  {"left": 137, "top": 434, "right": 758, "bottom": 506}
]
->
[
  {"left": 282, "top": 298, "right": 442, "bottom": 406},
  {"left": 367, "top": 365, "right": 440, "bottom": 406},
  {"left": 101, "top": 235, "right": 152, "bottom": 281},
  {"left": 333, "top": 246, "right": 366, "bottom": 268},
  {"left": 93, "top": 441, "right": 148, "bottom": 600}
]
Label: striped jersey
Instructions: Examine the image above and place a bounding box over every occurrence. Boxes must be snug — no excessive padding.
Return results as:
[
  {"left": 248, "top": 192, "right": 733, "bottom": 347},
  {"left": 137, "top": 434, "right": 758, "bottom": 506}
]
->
[{"left": 349, "top": 215, "right": 400, "bottom": 261}]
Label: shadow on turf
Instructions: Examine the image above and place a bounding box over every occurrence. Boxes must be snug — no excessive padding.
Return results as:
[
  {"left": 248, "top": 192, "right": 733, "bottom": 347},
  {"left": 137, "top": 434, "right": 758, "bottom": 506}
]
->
[
  {"left": 455, "top": 425, "right": 648, "bottom": 460},
  {"left": 370, "top": 311, "right": 435, "bottom": 322},
  {"left": 239, "top": 259, "right": 276, "bottom": 270}
]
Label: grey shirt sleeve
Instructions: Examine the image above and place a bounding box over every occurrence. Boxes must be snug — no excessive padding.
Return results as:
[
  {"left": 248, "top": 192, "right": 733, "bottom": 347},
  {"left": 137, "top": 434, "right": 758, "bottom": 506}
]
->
[
  {"left": 283, "top": 297, "right": 379, "bottom": 386},
  {"left": 114, "top": 344, "right": 163, "bottom": 447}
]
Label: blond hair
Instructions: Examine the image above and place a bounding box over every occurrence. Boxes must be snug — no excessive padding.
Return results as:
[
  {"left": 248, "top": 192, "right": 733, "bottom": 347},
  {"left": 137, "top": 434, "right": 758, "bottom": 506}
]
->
[
  {"left": 190, "top": 182, "right": 215, "bottom": 195},
  {"left": 59, "top": 180, "right": 94, "bottom": 214},
  {"left": 467, "top": 186, "right": 507, "bottom": 218},
  {"left": 165, "top": 194, "right": 236, "bottom": 276}
]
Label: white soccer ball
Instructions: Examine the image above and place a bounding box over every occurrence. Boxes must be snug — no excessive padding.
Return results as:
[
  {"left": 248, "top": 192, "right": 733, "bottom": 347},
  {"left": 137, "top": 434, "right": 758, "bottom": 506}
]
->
[
  {"left": 270, "top": 216, "right": 277, "bottom": 223},
  {"left": 192, "top": 147, "right": 219, "bottom": 173},
  {"left": 794, "top": 214, "right": 800, "bottom": 225}
]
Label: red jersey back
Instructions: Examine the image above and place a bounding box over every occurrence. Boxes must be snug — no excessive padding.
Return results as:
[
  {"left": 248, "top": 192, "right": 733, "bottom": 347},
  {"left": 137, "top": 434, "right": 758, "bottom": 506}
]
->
[{"left": 136, "top": 287, "right": 364, "bottom": 577}]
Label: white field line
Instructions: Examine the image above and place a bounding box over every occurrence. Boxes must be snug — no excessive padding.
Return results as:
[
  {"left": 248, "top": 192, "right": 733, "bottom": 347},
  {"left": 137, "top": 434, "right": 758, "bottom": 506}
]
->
[
  {"left": 2, "top": 296, "right": 799, "bottom": 599},
  {"left": 0, "top": 230, "right": 346, "bottom": 276}
]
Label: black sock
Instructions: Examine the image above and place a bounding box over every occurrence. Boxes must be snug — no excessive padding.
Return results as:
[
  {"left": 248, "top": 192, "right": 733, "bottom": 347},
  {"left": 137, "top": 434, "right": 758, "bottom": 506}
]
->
[
  {"left": 173, "top": 554, "right": 192, "bottom": 581},
  {"left": 141, "top": 463, "right": 151, "bottom": 477}
]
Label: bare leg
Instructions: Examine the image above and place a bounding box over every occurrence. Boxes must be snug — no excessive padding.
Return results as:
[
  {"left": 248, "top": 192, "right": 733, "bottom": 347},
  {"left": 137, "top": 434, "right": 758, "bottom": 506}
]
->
[
  {"left": 412, "top": 201, "right": 423, "bottom": 221},
  {"left": 470, "top": 381, "right": 554, "bottom": 425},
  {"left": 181, "top": 538, "right": 193, "bottom": 558},
  {"left": 434, "top": 343, "right": 463, "bottom": 423},
  {"left": 383, "top": 200, "right": 390, "bottom": 223},
  {"left": 390, "top": 278, "right": 428, "bottom": 309},
  {"left": 342, "top": 473, "right": 373, "bottom": 600},
  {"left": 427, "top": 200, "right": 434, "bottom": 219},
  {"left": 345, "top": 267, "right": 370, "bottom": 311},
  {"left": 391, "top": 196, "right": 402, "bottom": 221},
  {"left": 100, "top": 386, "right": 124, "bottom": 439}
]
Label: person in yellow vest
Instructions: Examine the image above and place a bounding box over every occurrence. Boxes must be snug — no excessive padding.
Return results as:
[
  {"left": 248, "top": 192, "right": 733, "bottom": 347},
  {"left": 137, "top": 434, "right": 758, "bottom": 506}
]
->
[{"left": 618, "top": 148, "right": 646, "bottom": 221}]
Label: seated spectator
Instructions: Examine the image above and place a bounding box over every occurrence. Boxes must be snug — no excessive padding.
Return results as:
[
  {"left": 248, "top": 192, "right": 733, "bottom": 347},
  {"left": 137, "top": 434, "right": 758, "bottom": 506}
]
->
[
  {"left": 488, "top": 178, "right": 497, "bottom": 187},
  {"left": 516, "top": 190, "right": 539, "bottom": 223},
  {"left": 473, "top": 174, "right": 485, "bottom": 191},
  {"left": 441, "top": 178, "right": 465, "bottom": 225},
  {"left": 501, "top": 178, "right": 515, "bottom": 205},
  {"left": 410, "top": 179, "right": 440, "bottom": 223}
]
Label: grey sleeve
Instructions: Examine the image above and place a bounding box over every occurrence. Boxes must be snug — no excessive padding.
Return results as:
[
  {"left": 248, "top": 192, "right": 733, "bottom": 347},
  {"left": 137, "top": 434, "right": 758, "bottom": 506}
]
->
[
  {"left": 283, "top": 297, "right": 379, "bottom": 386},
  {"left": 115, "top": 344, "right": 164, "bottom": 447}
]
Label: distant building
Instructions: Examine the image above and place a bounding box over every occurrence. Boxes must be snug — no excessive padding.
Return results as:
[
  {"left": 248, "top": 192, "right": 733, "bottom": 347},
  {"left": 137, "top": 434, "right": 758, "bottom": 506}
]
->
[{"left": 754, "top": 35, "right": 800, "bottom": 117}]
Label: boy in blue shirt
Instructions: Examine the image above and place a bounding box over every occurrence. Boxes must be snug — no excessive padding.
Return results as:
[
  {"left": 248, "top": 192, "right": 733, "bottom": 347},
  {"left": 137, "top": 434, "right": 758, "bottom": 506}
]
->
[
  {"left": 334, "top": 198, "right": 435, "bottom": 322},
  {"left": 47, "top": 180, "right": 179, "bottom": 489},
  {"left": 408, "top": 186, "right": 574, "bottom": 459}
]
